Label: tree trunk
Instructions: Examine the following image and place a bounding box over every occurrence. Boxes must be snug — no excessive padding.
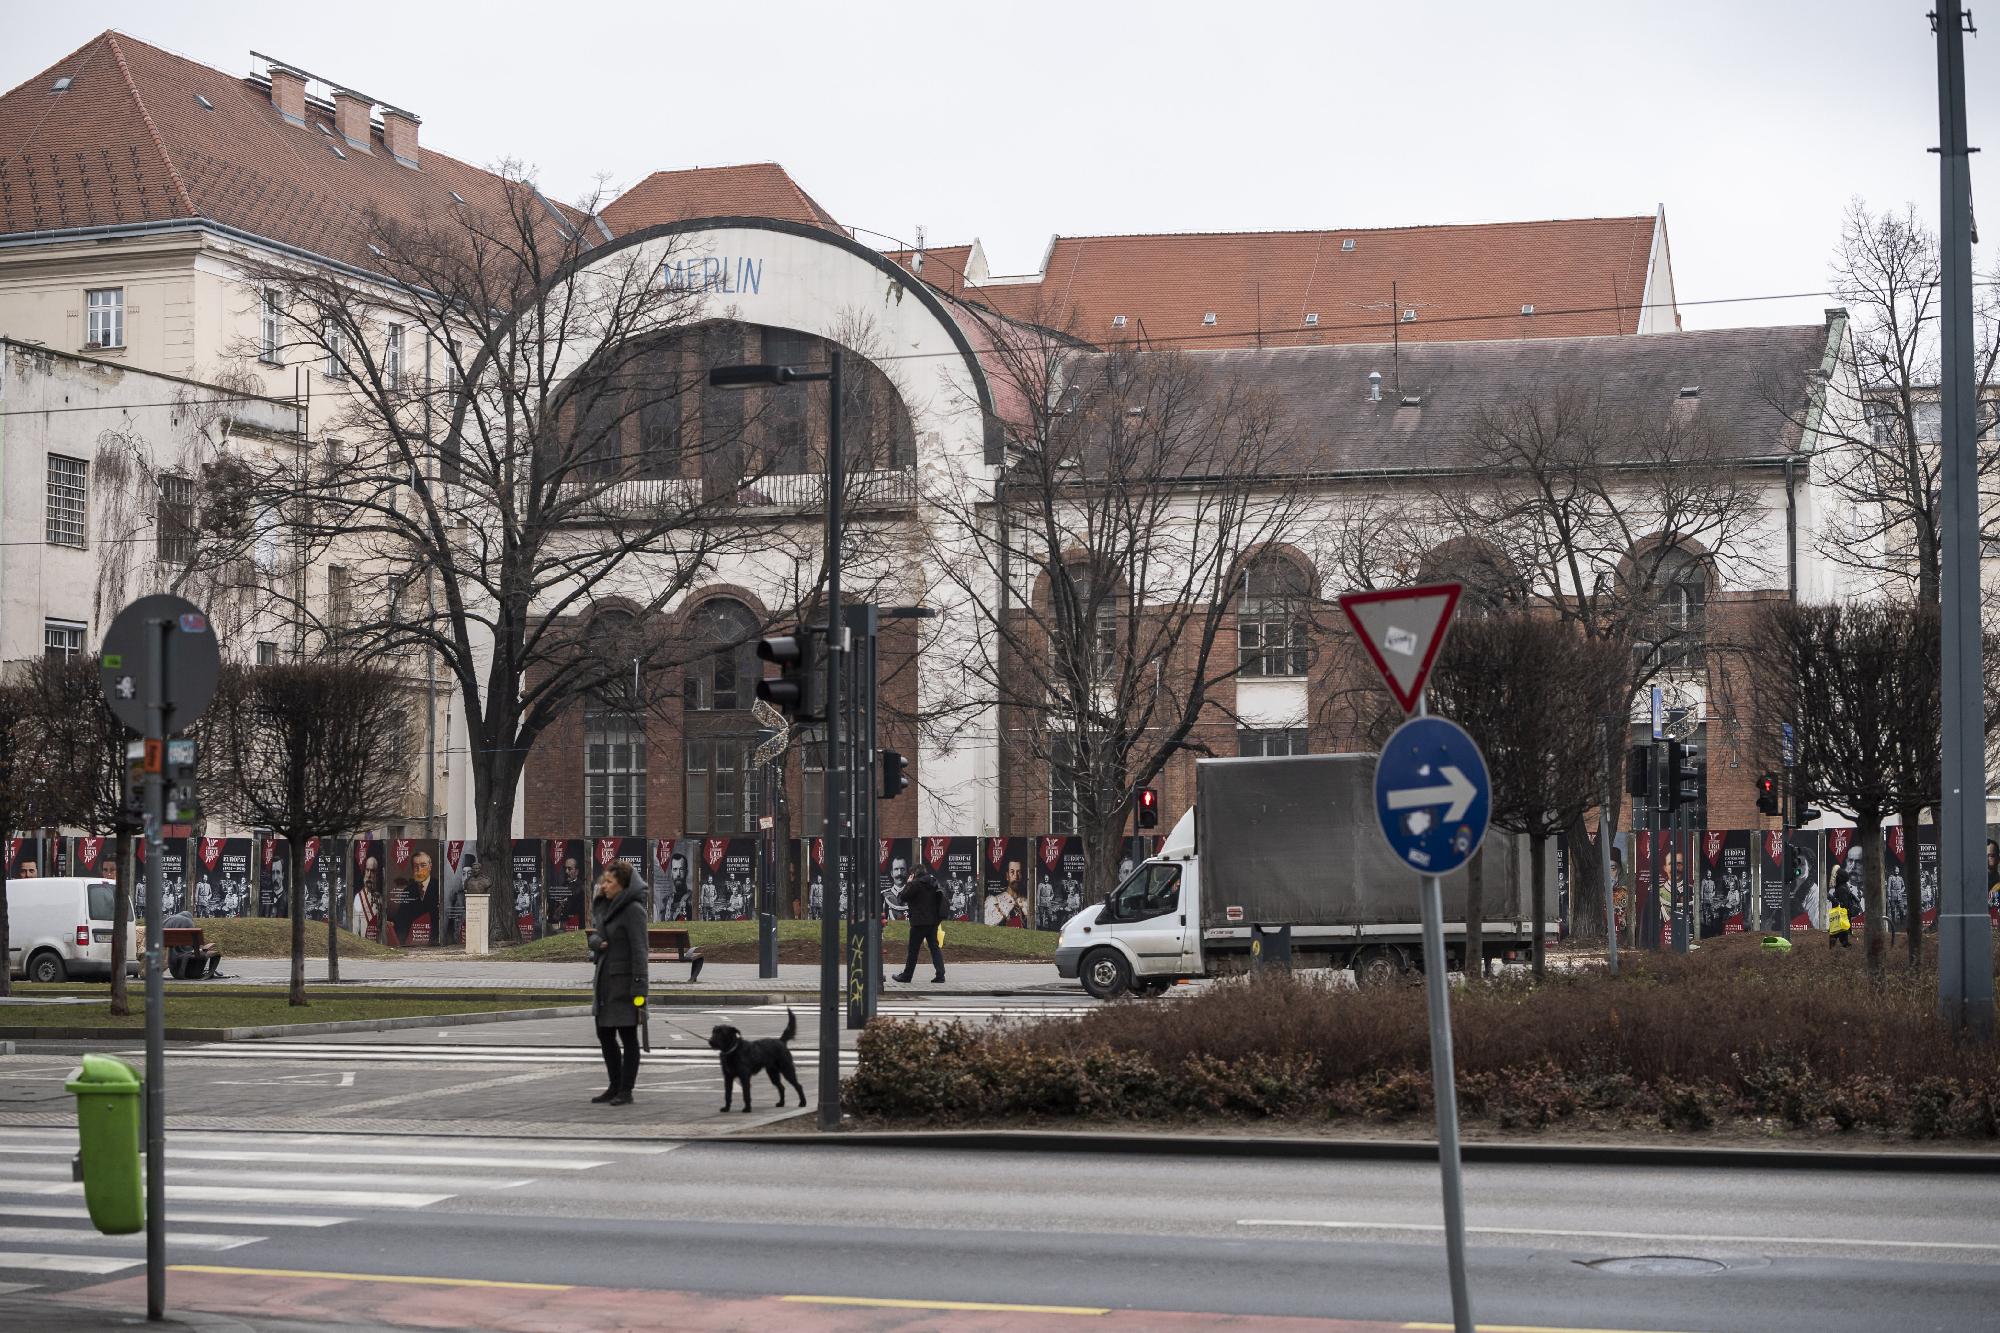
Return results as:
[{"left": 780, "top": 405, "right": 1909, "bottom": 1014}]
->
[
  {"left": 474, "top": 749, "right": 524, "bottom": 946},
  {"left": 1860, "top": 814, "right": 1887, "bottom": 973},
  {"left": 1563, "top": 818, "right": 1604, "bottom": 943},
  {"left": 1530, "top": 833, "right": 1549, "bottom": 979},
  {"left": 289, "top": 839, "right": 309, "bottom": 1007},
  {"left": 1899, "top": 804, "right": 1925, "bottom": 968},
  {"left": 1465, "top": 844, "right": 1485, "bottom": 981},
  {"left": 109, "top": 832, "right": 134, "bottom": 1016}
]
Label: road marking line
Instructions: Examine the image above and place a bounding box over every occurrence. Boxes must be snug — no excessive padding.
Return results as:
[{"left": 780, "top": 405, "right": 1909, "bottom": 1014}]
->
[
  {"left": 1237, "top": 1219, "right": 2000, "bottom": 1253},
  {"left": 2, "top": 1163, "right": 524, "bottom": 1191},
  {"left": 0, "top": 1146, "right": 604, "bottom": 1170},
  {"left": 318, "top": 1069, "right": 571, "bottom": 1114},
  {"left": 168, "top": 1263, "right": 571, "bottom": 1290},
  {"left": 0, "top": 1205, "right": 347, "bottom": 1228},
  {"left": 0, "top": 1129, "right": 675, "bottom": 1157},
  {"left": 0, "top": 1251, "right": 142, "bottom": 1274},
  {"left": 0, "top": 1226, "right": 260, "bottom": 1251},
  {"left": 21, "top": 1183, "right": 451, "bottom": 1209},
  {"left": 783, "top": 1295, "right": 1109, "bottom": 1316}
]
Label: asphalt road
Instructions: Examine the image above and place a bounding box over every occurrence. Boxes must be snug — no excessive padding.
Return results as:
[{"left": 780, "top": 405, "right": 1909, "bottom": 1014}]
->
[{"left": 4, "top": 1131, "right": 1996, "bottom": 1331}]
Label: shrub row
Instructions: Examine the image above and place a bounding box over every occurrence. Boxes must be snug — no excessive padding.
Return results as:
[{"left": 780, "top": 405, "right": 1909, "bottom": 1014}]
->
[{"left": 845, "top": 938, "right": 2000, "bottom": 1138}]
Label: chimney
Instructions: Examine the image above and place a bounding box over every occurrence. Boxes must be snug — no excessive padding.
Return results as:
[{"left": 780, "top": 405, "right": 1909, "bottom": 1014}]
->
[
  {"left": 268, "top": 64, "right": 306, "bottom": 126},
  {"left": 1368, "top": 370, "right": 1382, "bottom": 403},
  {"left": 332, "top": 87, "right": 373, "bottom": 153},
  {"left": 382, "top": 107, "right": 420, "bottom": 168}
]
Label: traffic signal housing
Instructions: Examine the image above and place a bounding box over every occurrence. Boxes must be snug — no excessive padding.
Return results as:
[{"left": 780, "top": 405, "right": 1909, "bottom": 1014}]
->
[
  {"left": 1666, "top": 741, "right": 1702, "bottom": 811},
  {"left": 755, "top": 627, "right": 825, "bottom": 722},
  {"left": 1794, "top": 785, "right": 1822, "bottom": 826},
  {"left": 1627, "top": 745, "right": 1650, "bottom": 799},
  {"left": 1755, "top": 773, "right": 1779, "bottom": 817},
  {"left": 879, "top": 749, "right": 910, "bottom": 800},
  {"left": 1137, "top": 787, "right": 1160, "bottom": 829}
]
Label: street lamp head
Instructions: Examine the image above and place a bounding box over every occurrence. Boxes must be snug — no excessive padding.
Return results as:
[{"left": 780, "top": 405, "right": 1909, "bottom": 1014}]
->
[{"left": 708, "top": 363, "right": 792, "bottom": 390}]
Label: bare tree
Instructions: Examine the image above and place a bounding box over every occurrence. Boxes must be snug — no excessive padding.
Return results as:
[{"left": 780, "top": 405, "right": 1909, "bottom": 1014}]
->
[
  {"left": 1426, "top": 613, "right": 1629, "bottom": 978},
  {"left": 237, "top": 170, "right": 806, "bottom": 940},
  {"left": 1765, "top": 201, "right": 2000, "bottom": 602},
  {"left": 18, "top": 656, "right": 143, "bottom": 1013},
  {"left": 0, "top": 681, "right": 28, "bottom": 998},
  {"left": 209, "top": 662, "right": 415, "bottom": 1004},
  {"left": 927, "top": 332, "right": 1315, "bottom": 901},
  {"left": 1423, "top": 382, "right": 1769, "bottom": 940}
]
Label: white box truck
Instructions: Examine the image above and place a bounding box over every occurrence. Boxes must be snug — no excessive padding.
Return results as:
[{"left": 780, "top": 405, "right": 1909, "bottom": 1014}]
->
[
  {"left": 5, "top": 877, "right": 138, "bottom": 983},
  {"left": 1054, "top": 753, "right": 1557, "bottom": 998}
]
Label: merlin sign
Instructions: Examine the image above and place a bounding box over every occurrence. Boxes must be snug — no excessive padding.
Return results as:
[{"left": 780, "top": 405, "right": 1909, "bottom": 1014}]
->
[{"left": 660, "top": 255, "right": 764, "bottom": 295}]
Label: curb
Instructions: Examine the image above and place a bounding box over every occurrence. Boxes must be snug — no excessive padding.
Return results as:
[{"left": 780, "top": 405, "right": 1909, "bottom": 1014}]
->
[{"left": 717, "top": 1128, "right": 2000, "bottom": 1172}]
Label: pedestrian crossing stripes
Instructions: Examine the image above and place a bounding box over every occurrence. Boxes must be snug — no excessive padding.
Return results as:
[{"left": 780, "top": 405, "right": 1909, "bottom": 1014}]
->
[
  {"left": 0, "top": 1125, "right": 674, "bottom": 1293},
  {"left": 137, "top": 1041, "right": 862, "bottom": 1067}
]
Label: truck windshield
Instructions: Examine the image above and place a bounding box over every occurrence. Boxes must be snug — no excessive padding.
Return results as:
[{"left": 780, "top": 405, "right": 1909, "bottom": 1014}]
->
[
  {"left": 88, "top": 882, "right": 116, "bottom": 921},
  {"left": 1107, "top": 865, "right": 1179, "bottom": 922}
]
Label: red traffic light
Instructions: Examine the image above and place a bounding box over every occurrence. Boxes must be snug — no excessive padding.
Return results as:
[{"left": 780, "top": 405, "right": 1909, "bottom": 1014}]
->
[
  {"left": 1755, "top": 773, "right": 1779, "bottom": 817},
  {"left": 1137, "top": 787, "right": 1160, "bottom": 829}
]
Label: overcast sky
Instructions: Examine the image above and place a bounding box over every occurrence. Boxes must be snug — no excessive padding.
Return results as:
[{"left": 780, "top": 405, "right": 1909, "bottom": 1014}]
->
[{"left": 9, "top": 1, "right": 1996, "bottom": 330}]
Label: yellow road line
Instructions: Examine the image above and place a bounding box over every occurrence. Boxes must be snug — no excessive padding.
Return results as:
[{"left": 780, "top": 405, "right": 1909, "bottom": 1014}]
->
[
  {"left": 168, "top": 1264, "right": 573, "bottom": 1291},
  {"left": 784, "top": 1294, "right": 1110, "bottom": 1316}
]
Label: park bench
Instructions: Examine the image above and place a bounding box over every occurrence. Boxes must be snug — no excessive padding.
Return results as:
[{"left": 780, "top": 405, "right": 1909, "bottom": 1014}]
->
[
  {"left": 161, "top": 926, "right": 211, "bottom": 979},
  {"left": 646, "top": 927, "right": 705, "bottom": 981}
]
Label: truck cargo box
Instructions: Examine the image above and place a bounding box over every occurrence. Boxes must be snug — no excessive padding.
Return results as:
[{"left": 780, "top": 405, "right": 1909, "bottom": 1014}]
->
[{"left": 1193, "top": 753, "right": 1525, "bottom": 931}]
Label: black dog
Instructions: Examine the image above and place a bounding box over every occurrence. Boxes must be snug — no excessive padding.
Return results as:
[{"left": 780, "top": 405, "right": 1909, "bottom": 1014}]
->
[{"left": 708, "top": 1008, "right": 807, "bottom": 1113}]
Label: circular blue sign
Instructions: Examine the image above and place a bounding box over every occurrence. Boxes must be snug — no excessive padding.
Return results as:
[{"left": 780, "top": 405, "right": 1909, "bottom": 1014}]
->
[{"left": 1374, "top": 716, "right": 1491, "bottom": 876}]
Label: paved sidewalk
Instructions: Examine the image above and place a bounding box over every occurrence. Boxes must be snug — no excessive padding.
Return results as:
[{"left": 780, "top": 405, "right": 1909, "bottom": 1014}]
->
[{"left": 200, "top": 957, "right": 1071, "bottom": 995}]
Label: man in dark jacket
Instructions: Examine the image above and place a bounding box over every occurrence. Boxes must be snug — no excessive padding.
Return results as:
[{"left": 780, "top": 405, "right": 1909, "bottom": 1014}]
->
[
  {"left": 587, "top": 861, "right": 649, "bottom": 1105},
  {"left": 892, "top": 869, "right": 947, "bottom": 984}
]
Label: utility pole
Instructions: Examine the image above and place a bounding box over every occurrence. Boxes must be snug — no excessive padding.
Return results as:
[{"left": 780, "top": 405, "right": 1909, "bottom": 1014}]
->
[{"left": 1933, "top": 0, "right": 1995, "bottom": 1039}]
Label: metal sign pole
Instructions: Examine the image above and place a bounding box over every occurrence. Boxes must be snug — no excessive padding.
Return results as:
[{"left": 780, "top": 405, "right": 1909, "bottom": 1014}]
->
[
  {"left": 142, "top": 618, "right": 168, "bottom": 1321},
  {"left": 1413, "top": 692, "right": 1472, "bottom": 1333}
]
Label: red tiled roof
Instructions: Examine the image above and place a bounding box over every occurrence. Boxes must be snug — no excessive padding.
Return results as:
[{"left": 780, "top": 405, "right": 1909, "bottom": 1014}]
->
[
  {"left": 0, "top": 31, "right": 591, "bottom": 271},
  {"left": 883, "top": 244, "right": 975, "bottom": 296},
  {"left": 956, "top": 218, "right": 1665, "bottom": 348},
  {"left": 601, "top": 162, "right": 841, "bottom": 236}
]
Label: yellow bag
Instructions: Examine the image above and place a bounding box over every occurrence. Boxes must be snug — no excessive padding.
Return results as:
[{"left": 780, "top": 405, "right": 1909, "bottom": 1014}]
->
[
  {"left": 1827, "top": 905, "right": 1851, "bottom": 935},
  {"left": 937, "top": 924, "right": 946, "bottom": 948}
]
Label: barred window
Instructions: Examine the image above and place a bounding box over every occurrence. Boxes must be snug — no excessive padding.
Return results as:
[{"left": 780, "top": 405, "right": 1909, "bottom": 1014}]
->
[
  {"left": 44, "top": 619, "right": 87, "bottom": 661},
  {"left": 1238, "top": 728, "right": 1309, "bottom": 757},
  {"left": 46, "top": 454, "right": 88, "bottom": 547},
  {"left": 85, "top": 288, "right": 123, "bottom": 349},
  {"left": 158, "top": 474, "right": 196, "bottom": 565},
  {"left": 259, "top": 290, "right": 282, "bottom": 363},
  {"left": 584, "top": 705, "right": 647, "bottom": 838},
  {"left": 1237, "top": 557, "right": 1310, "bottom": 677}
]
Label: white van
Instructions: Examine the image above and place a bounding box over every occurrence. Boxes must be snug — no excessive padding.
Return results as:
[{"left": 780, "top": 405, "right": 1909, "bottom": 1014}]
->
[{"left": 5, "top": 878, "right": 137, "bottom": 984}]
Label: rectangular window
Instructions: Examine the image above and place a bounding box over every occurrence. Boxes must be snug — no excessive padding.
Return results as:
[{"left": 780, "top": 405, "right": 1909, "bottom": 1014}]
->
[
  {"left": 384, "top": 324, "right": 403, "bottom": 390},
  {"left": 683, "top": 735, "right": 761, "bottom": 834},
  {"left": 157, "top": 474, "right": 196, "bottom": 565},
  {"left": 584, "top": 705, "right": 647, "bottom": 838},
  {"left": 256, "top": 640, "right": 278, "bottom": 666},
  {"left": 44, "top": 619, "right": 86, "bottom": 660},
  {"left": 1048, "top": 733, "right": 1090, "bottom": 836},
  {"left": 327, "top": 564, "right": 351, "bottom": 626},
  {"left": 762, "top": 328, "right": 814, "bottom": 474},
  {"left": 85, "top": 288, "right": 123, "bottom": 349},
  {"left": 259, "top": 290, "right": 282, "bottom": 363},
  {"left": 684, "top": 737, "right": 710, "bottom": 833},
  {"left": 1238, "top": 564, "right": 1310, "bottom": 677},
  {"left": 799, "top": 729, "right": 827, "bottom": 835},
  {"left": 46, "top": 454, "right": 88, "bottom": 547},
  {"left": 1238, "top": 728, "right": 1310, "bottom": 758},
  {"left": 323, "top": 319, "right": 347, "bottom": 380}
]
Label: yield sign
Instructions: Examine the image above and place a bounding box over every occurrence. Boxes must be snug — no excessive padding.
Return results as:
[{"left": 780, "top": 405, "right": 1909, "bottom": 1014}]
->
[{"left": 1338, "top": 583, "right": 1462, "bottom": 714}]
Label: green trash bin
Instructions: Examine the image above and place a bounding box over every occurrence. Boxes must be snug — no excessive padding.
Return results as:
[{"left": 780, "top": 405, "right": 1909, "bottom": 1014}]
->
[{"left": 66, "top": 1053, "right": 144, "bottom": 1235}]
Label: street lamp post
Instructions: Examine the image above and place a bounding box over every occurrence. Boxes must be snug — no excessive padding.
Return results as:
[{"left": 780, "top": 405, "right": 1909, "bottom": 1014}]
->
[{"left": 711, "top": 350, "right": 848, "bottom": 1124}]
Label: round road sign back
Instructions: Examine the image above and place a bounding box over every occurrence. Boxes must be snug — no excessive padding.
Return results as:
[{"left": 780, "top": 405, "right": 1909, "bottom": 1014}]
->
[{"left": 99, "top": 594, "right": 221, "bottom": 737}]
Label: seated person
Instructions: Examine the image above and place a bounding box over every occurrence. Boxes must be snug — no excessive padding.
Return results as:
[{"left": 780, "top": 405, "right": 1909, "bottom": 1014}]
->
[{"left": 161, "top": 912, "right": 222, "bottom": 979}]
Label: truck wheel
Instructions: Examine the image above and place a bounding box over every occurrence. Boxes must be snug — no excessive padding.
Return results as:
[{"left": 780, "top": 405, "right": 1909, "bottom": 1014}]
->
[
  {"left": 1352, "top": 946, "right": 1403, "bottom": 989},
  {"left": 28, "top": 950, "right": 67, "bottom": 985},
  {"left": 1080, "top": 949, "right": 1132, "bottom": 1000}
]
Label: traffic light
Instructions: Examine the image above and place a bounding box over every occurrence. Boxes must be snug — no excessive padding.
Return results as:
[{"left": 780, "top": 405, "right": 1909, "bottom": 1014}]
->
[
  {"left": 1627, "top": 745, "right": 1650, "bottom": 799},
  {"left": 755, "top": 627, "right": 825, "bottom": 722},
  {"left": 1666, "top": 741, "right": 1702, "bottom": 811},
  {"left": 1755, "top": 773, "right": 1779, "bottom": 817},
  {"left": 1794, "top": 785, "right": 1821, "bottom": 826},
  {"left": 879, "top": 749, "right": 910, "bottom": 800},
  {"left": 1137, "top": 787, "right": 1160, "bottom": 829}
]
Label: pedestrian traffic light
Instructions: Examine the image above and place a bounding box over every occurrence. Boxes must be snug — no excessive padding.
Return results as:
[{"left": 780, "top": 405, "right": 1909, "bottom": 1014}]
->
[
  {"left": 1755, "top": 773, "right": 1779, "bottom": 816},
  {"left": 755, "top": 627, "right": 825, "bottom": 722},
  {"left": 879, "top": 748, "right": 910, "bottom": 800},
  {"left": 1137, "top": 787, "right": 1160, "bottom": 829}
]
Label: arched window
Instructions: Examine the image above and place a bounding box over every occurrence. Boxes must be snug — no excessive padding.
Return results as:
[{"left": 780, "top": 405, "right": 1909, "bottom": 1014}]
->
[
  {"left": 1418, "top": 540, "right": 1524, "bottom": 616},
  {"left": 1237, "top": 555, "right": 1310, "bottom": 677},
  {"left": 683, "top": 598, "right": 759, "bottom": 712}
]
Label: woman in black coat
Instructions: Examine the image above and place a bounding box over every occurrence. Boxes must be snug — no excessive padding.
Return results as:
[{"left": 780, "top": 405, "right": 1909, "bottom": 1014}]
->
[{"left": 587, "top": 860, "right": 649, "bottom": 1105}]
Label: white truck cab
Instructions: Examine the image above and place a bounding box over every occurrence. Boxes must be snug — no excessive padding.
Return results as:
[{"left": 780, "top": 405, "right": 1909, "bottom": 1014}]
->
[{"left": 1056, "top": 810, "right": 1200, "bottom": 999}]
